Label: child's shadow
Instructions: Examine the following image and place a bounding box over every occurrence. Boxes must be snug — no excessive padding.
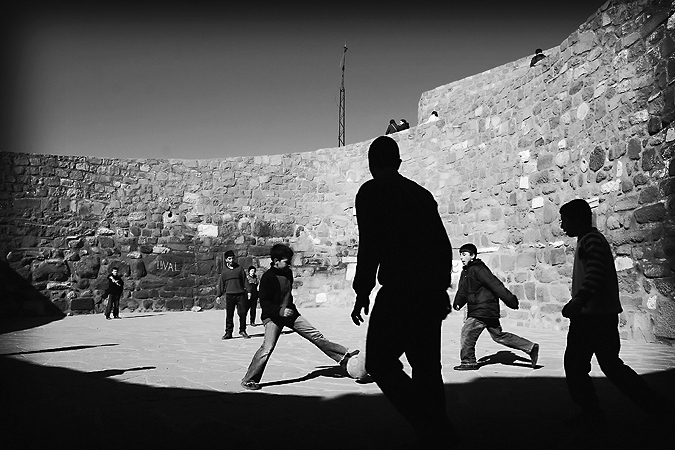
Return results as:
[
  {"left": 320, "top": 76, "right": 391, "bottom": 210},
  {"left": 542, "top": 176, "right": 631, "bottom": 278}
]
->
[{"left": 478, "top": 350, "right": 541, "bottom": 369}]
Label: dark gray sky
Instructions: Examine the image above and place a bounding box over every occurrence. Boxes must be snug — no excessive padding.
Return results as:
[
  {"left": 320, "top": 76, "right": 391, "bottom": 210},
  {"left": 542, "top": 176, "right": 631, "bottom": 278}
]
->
[{"left": 2, "top": 1, "right": 607, "bottom": 159}]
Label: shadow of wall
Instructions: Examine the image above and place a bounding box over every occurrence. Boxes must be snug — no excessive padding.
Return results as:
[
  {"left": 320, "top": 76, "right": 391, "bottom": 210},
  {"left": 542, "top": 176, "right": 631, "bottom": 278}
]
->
[{"left": 0, "top": 260, "right": 65, "bottom": 331}]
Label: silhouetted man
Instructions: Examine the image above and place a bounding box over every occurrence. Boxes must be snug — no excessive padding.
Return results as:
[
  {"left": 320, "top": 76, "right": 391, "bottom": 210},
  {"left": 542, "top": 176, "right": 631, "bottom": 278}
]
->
[
  {"left": 351, "top": 136, "right": 455, "bottom": 447},
  {"left": 560, "top": 199, "right": 661, "bottom": 429}
]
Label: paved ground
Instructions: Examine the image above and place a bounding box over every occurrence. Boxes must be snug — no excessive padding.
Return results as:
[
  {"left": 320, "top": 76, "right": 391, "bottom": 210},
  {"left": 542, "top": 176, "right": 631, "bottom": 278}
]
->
[{"left": 2, "top": 307, "right": 674, "bottom": 450}]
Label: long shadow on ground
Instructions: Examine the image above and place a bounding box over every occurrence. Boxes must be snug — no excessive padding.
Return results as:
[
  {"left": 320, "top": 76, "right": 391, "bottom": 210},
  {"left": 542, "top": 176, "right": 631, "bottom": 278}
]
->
[{"left": 2, "top": 354, "right": 673, "bottom": 450}]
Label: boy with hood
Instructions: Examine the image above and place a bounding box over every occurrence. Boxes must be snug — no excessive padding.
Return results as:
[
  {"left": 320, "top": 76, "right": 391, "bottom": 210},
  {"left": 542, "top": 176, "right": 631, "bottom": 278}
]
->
[{"left": 452, "top": 243, "right": 539, "bottom": 370}]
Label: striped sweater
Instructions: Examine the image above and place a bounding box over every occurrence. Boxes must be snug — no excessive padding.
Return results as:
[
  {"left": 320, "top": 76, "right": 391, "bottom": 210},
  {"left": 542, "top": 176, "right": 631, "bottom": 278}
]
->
[{"left": 572, "top": 228, "right": 622, "bottom": 316}]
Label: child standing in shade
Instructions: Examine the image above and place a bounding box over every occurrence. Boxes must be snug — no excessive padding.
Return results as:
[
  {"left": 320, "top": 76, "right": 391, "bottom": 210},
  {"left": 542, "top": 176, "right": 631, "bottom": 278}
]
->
[
  {"left": 246, "top": 266, "right": 259, "bottom": 326},
  {"left": 452, "top": 243, "right": 539, "bottom": 370},
  {"left": 105, "top": 267, "right": 124, "bottom": 320}
]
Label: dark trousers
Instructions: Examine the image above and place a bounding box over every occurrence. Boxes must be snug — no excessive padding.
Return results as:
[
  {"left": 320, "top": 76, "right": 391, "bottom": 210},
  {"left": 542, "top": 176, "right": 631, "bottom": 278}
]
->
[
  {"left": 365, "top": 287, "right": 453, "bottom": 443},
  {"left": 224, "top": 293, "right": 248, "bottom": 334},
  {"left": 248, "top": 292, "right": 259, "bottom": 323},
  {"left": 564, "top": 314, "right": 658, "bottom": 413},
  {"left": 105, "top": 293, "right": 121, "bottom": 318}
]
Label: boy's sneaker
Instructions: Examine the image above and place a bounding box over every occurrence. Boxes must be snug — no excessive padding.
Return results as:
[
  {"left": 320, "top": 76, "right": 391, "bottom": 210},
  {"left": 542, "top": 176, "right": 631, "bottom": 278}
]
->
[
  {"left": 453, "top": 363, "right": 479, "bottom": 371},
  {"left": 239, "top": 331, "right": 251, "bottom": 339},
  {"left": 241, "top": 380, "right": 261, "bottom": 391},
  {"left": 222, "top": 333, "right": 233, "bottom": 340},
  {"left": 530, "top": 343, "right": 540, "bottom": 368}
]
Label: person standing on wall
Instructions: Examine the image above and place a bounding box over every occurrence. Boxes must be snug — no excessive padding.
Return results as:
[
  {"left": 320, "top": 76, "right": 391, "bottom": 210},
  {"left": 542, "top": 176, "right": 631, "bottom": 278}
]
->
[
  {"left": 350, "top": 135, "right": 457, "bottom": 448},
  {"left": 216, "top": 250, "right": 250, "bottom": 339},
  {"left": 246, "top": 265, "right": 260, "bottom": 326}
]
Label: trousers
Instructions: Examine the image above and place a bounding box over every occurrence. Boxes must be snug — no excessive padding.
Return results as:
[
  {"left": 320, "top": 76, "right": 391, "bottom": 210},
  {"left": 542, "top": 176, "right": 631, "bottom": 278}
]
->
[{"left": 459, "top": 316, "right": 535, "bottom": 364}]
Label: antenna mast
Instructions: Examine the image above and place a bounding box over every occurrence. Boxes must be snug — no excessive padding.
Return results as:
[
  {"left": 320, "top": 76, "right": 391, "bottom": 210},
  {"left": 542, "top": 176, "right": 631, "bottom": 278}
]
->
[{"left": 338, "top": 44, "right": 347, "bottom": 147}]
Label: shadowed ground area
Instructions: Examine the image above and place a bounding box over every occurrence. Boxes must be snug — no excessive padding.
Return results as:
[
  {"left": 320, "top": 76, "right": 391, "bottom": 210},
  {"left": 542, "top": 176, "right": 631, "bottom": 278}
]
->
[{"left": 1, "top": 308, "right": 674, "bottom": 450}]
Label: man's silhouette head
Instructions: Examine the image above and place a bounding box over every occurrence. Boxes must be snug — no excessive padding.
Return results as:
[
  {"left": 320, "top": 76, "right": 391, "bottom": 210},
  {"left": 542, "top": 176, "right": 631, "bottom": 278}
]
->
[
  {"left": 368, "top": 136, "right": 401, "bottom": 177},
  {"left": 559, "top": 199, "right": 592, "bottom": 237}
]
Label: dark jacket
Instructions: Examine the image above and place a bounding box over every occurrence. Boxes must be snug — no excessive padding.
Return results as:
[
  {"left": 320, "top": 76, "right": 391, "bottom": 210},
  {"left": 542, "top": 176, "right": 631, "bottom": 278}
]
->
[
  {"left": 106, "top": 274, "right": 124, "bottom": 296},
  {"left": 259, "top": 266, "right": 300, "bottom": 325},
  {"left": 453, "top": 259, "right": 518, "bottom": 319},
  {"left": 216, "top": 263, "right": 248, "bottom": 297}
]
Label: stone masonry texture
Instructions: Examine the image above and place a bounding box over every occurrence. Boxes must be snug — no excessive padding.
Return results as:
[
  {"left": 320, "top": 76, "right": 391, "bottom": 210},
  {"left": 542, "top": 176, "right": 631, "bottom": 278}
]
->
[{"left": 1, "top": 0, "right": 674, "bottom": 343}]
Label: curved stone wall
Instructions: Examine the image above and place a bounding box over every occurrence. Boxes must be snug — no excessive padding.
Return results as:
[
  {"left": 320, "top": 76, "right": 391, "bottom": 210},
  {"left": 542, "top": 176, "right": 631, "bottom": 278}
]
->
[{"left": 1, "top": 0, "right": 674, "bottom": 342}]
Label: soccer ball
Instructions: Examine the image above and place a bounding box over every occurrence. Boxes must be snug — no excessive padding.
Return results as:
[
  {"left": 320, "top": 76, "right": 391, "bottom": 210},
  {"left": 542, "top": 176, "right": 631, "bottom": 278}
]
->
[{"left": 346, "top": 351, "right": 369, "bottom": 381}]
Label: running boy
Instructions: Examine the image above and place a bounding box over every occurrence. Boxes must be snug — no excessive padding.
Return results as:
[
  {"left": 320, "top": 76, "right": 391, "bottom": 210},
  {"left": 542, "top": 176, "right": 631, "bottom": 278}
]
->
[{"left": 452, "top": 243, "right": 539, "bottom": 370}]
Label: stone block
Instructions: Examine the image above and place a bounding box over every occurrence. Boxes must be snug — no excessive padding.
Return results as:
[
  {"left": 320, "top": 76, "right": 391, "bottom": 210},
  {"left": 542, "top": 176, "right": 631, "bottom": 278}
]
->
[
  {"left": 32, "top": 260, "right": 70, "bottom": 282},
  {"left": 654, "top": 278, "right": 675, "bottom": 297},
  {"left": 641, "top": 261, "right": 673, "bottom": 278},
  {"left": 589, "top": 147, "right": 606, "bottom": 172},
  {"left": 516, "top": 252, "right": 537, "bottom": 269},
  {"left": 165, "top": 298, "right": 184, "bottom": 310},
  {"left": 655, "top": 298, "right": 675, "bottom": 339},
  {"left": 634, "top": 203, "right": 666, "bottom": 224},
  {"left": 70, "top": 297, "right": 94, "bottom": 311},
  {"left": 75, "top": 255, "right": 101, "bottom": 279},
  {"left": 550, "top": 248, "right": 566, "bottom": 266},
  {"left": 627, "top": 138, "right": 641, "bottom": 160}
]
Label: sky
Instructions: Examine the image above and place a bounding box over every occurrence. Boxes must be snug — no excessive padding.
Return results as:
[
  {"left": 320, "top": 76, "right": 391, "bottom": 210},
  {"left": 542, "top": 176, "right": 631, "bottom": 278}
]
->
[{"left": 2, "top": 1, "right": 607, "bottom": 160}]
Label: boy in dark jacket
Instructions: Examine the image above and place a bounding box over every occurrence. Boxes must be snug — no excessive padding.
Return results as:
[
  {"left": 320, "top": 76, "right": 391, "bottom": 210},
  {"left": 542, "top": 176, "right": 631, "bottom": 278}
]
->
[
  {"left": 240, "top": 244, "right": 358, "bottom": 390},
  {"left": 452, "top": 243, "right": 539, "bottom": 370},
  {"left": 104, "top": 267, "right": 124, "bottom": 320}
]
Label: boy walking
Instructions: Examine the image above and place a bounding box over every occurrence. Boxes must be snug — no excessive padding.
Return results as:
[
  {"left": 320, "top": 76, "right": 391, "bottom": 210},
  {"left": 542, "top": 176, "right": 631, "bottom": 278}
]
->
[
  {"left": 452, "top": 243, "right": 539, "bottom": 370},
  {"left": 241, "top": 244, "right": 358, "bottom": 390},
  {"left": 216, "top": 250, "right": 250, "bottom": 339},
  {"left": 560, "top": 199, "right": 661, "bottom": 427}
]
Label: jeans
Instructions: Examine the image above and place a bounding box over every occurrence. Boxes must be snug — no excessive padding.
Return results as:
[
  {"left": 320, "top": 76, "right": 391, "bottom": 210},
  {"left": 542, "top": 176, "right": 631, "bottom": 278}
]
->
[
  {"left": 242, "top": 315, "right": 348, "bottom": 383},
  {"left": 365, "top": 287, "right": 453, "bottom": 442},
  {"left": 459, "top": 316, "right": 535, "bottom": 364},
  {"left": 224, "top": 293, "right": 248, "bottom": 334},
  {"left": 104, "top": 293, "right": 121, "bottom": 318},
  {"left": 564, "top": 314, "right": 658, "bottom": 413}
]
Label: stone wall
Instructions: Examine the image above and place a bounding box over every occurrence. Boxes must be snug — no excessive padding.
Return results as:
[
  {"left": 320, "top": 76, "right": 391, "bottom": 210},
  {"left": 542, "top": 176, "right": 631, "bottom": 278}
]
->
[
  {"left": 415, "top": 0, "right": 675, "bottom": 341},
  {"left": 1, "top": 0, "right": 674, "bottom": 342}
]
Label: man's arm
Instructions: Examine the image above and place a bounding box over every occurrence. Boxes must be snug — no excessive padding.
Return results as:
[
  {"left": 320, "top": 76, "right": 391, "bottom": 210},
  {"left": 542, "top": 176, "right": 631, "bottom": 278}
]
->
[{"left": 351, "top": 188, "right": 380, "bottom": 325}]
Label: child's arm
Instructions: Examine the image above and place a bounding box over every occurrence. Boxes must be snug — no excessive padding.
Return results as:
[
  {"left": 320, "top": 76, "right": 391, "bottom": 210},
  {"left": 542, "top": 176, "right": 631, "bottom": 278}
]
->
[
  {"left": 476, "top": 266, "right": 519, "bottom": 309},
  {"left": 452, "top": 272, "right": 468, "bottom": 310}
]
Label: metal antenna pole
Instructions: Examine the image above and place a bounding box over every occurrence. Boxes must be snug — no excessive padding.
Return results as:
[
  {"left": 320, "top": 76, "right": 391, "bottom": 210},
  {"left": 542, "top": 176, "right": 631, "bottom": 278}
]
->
[{"left": 338, "top": 44, "right": 347, "bottom": 147}]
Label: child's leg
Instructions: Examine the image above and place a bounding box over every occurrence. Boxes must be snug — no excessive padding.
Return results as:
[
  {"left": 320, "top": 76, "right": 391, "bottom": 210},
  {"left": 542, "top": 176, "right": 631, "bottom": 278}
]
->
[
  {"left": 242, "top": 320, "right": 283, "bottom": 383},
  {"left": 291, "top": 316, "right": 348, "bottom": 363},
  {"left": 459, "top": 317, "right": 485, "bottom": 364},
  {"left": 486, "top": 323, "right": 536, "bottom": 354}
]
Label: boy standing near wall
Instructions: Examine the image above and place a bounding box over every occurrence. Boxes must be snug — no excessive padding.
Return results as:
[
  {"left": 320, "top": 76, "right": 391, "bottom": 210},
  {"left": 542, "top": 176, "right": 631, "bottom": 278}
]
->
[
  {"left": 452, "top": 243, "right": 539, "bottom": 370},
  {"left": 104, "top": 266, "right": 124, "bottom": 320},
  {"left": 216, "top": 250, "right": 249, "bottom": 339},
  {"left": 241, "top": 244, "right": 358, "bottom": 390}
]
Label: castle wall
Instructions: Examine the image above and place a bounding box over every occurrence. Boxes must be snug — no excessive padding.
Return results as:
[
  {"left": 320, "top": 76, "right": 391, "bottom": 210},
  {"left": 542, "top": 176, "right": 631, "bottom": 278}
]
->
[{"left": 1, "top": 0, "right": 674, "bottom": 342}]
